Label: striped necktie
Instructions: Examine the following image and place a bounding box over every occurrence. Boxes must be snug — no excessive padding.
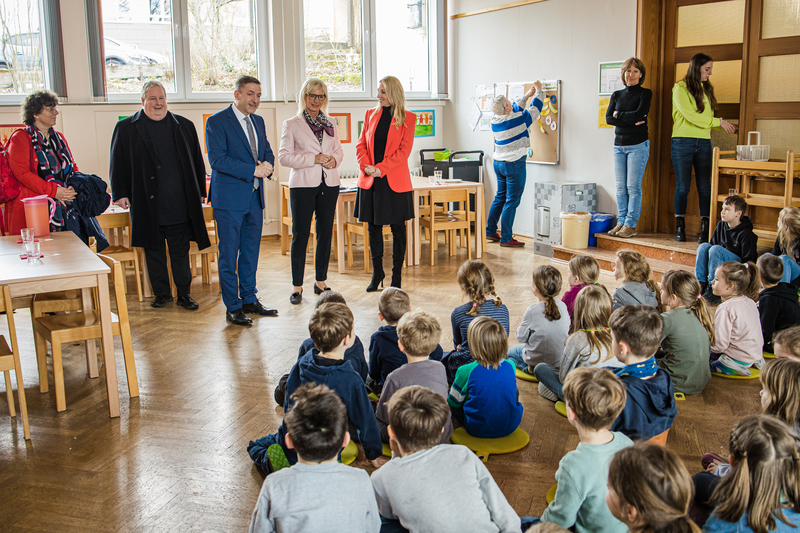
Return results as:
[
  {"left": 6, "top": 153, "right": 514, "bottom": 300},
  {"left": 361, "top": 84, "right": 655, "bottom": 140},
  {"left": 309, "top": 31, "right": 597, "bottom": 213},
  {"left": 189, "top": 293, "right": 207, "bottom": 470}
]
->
[{"left": 245, "top": 115, "right": 260, "bottom": 189}]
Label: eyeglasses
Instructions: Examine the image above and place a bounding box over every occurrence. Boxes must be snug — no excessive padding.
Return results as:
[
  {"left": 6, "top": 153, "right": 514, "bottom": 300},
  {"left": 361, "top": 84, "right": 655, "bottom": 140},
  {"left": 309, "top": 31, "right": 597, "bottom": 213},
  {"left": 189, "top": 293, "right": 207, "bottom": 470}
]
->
[
  {"left": 43, "top": 105, "right": 58, "bottom": 113},
  {"left": 306, "top": 94, "right": 326, "bottom": 101}
]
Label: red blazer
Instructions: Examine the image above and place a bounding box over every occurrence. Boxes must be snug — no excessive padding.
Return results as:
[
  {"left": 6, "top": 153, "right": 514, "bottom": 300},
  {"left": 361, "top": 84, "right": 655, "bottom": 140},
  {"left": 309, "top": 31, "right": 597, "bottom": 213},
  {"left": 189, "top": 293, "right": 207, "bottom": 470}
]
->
[
  {"left": 356, "top": 108, "right": 416, "bottom": 193},
  {"left": 4, "top": 129, "right": 77, "bottom": 235}
]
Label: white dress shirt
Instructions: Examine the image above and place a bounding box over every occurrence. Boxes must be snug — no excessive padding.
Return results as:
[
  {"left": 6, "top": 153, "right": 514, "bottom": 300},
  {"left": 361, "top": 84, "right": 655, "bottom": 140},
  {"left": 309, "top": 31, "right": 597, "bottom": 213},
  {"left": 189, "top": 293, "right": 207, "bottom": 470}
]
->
[{"left": 230, "top": 103, "right": 260, "bottom": 186}]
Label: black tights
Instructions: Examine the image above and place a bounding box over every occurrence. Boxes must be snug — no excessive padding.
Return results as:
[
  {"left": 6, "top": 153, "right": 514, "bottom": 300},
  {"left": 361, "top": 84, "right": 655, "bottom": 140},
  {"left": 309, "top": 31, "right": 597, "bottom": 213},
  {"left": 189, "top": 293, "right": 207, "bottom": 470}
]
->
[{"left": 368, "top": 222, "right": 406, "bottom": 272}]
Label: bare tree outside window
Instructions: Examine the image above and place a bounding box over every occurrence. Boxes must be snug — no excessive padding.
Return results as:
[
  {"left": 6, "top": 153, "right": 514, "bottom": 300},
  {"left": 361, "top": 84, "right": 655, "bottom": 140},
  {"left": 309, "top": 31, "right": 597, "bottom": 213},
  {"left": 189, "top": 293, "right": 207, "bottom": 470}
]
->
[
  {"left": 0, "top": 0, "right": 45, "bottom": 94},
  {"left": 304, "top": 0, "right": 363, "bottom": 92}
]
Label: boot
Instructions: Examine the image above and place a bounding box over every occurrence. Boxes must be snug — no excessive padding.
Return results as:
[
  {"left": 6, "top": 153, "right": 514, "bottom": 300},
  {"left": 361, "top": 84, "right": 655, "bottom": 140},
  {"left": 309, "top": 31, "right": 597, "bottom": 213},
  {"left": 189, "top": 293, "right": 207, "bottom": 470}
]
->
[
  {"left": 675, "top": 217, "right": 686, "bottom": 242},
  {"left": 390, "top": 223, "right": 406, "bottom": 289},
  {"left": 698, "top": 217, "right": 710, "bottom": 244},
  {"left": 366, "top": 263, "right": 385, "bottom": 292},
  {"left": 699, "top": 281, "right": 708, "bottom": 296},
  {"left": 366, "top": 225, "right": 386, "bottom": 292}
]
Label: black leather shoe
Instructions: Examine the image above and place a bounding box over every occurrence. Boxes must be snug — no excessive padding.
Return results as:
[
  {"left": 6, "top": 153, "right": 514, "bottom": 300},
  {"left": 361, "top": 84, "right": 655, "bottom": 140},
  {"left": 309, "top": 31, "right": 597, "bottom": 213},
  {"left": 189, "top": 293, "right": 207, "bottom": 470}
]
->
[
  {"left": 226, "top": 309, "right": 253, "bottom": 326},
  {"left": 242, "top": 300, "right": 279, "bottom": 316},
  {"left": 289, "top": 291, "right": 302, "bottom": 305},
  {"left": 176, "top": 295, "right": 199, "bottom": 310},
  {"left": 150, "top": 295, "right": 174, "bottom": 308},
  {"left": 313, "top": 283, "right": 331, "bottom": 295}
]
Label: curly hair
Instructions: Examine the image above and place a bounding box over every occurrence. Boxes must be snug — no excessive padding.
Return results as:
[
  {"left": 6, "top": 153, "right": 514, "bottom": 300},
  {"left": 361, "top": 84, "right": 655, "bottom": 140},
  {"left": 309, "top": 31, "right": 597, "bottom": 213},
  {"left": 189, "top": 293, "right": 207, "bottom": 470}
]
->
[{"left": 21, "top": 90, "right": 59, "bottom": 126}]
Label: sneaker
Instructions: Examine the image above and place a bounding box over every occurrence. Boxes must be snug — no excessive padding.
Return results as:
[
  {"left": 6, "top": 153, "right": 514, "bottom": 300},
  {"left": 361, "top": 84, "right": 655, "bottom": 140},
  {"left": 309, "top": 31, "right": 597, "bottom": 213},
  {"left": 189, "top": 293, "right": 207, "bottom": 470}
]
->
[
  {"left": 267, "top": 444, "right": 290, "bottom": 473},
  {"left": 702, "top": 285, "right": 722, "bottom": 305},
  {"left": 607, "top": 224, "right": 623, "bottom": 236},
  {"left": 538, "top": 382, "right": 558, "bottom": 402},
  {"left": 486, "top": 233, "right": 501, "bottom": 242},
  {"left": 500, "top": 239, "right": 525, "bottom": 248},
  {"left": 616, "top": 225, "right": 637, "bottom": 238}
]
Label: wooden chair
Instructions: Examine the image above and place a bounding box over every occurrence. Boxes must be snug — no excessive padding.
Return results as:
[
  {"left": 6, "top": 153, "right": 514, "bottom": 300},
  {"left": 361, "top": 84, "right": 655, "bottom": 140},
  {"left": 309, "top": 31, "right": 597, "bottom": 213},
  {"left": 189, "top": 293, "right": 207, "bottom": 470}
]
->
[
  {"left": 419, "top": 188, "right": 472, "bottom": 265},
  {"left": 345, "top": 222, "right": 393, "bottom": 273},
  {"left": 189, "top": 206, "right": 219, "bottom": 285},
  {"left": 279, "top": 184, "right": 339, "bottom": 262},
  {"left": 0, "top": 285, "right": 30, "bottom": 440},
  {"left": 97, "top": 212, "right": 144, "bottom": 302},
  {"left": 30, "top": 290, "right": 84, "bottom": 393},
  {"left": 32, "top": 255, "right": 139, "bottom": 412}
]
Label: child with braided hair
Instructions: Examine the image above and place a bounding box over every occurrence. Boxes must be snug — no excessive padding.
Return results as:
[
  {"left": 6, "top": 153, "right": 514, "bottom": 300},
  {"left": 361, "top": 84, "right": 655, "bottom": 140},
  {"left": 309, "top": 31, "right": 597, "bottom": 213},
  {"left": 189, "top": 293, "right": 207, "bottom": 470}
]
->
[
  {"left": 508, "top": 265, "right": 570, "bottom": 376},
  {"left": 612, "top": 250, "right": 663, "bottom": 312}
]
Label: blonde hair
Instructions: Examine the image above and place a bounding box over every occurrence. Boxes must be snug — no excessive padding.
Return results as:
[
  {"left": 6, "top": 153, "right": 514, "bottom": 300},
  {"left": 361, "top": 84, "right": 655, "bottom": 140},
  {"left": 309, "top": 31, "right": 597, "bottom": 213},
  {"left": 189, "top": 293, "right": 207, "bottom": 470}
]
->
[
  {"left": 778, "top": 207, "right": 800, "bottom": 257},
  {"left": 608, "top": 443, "right": 702, "bottom": 533},
  {"left": 457, "top": 260, "right": 503, "bottom": 317},
  {"left": 661, "top": 270, "right": 715, "bottom": 346},
  {"left": 773, "top": 326, "right": 800, "bottom": 359},
  {"left": 569, "top": 255, "right": 600, "bottom": 285},
  {"left": 717, "top": 261, "right": 761, "bottom": 301},
  {"left": 760, "top": 358, "right": 800, "bottom": 429},
  {"left": 570, "top": 285, "right": 613, "bottom": 361},
  {"left": 563, "top": 367, "right": 626, "bottom": 429},
  {"left": 616, "top": 250, "right": 664, "bottom": 312},
  {"left": 532, "top": 265, "right": 563, "bottom": 322},
  {"left": 710, "top": 415, "right": 800, "bottom": 533},
  {"left": 396, "top": 309, "right": 441, "bottom": 358},
  {"left": 374, "top": 75, "right": 407, "bottom": 129},
  {"left": 378, "top": 287, "right": 411, "bottom": 324},
  {"left": 467, "top": 316, "right": 508, "bottom": 369},
  {"left": 297, "top": 77, "right": 328, "bottom": 116}
]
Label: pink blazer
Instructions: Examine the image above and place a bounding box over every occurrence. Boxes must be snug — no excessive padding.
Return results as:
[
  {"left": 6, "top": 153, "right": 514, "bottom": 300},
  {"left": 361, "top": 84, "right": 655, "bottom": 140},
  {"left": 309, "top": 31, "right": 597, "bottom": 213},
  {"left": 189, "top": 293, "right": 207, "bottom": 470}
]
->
[
  {"left": 278, "top": 114, "right": 343, "bottom": 188},
  {"left": 356, "top": 108, "right": 416, "bottom": 193}
]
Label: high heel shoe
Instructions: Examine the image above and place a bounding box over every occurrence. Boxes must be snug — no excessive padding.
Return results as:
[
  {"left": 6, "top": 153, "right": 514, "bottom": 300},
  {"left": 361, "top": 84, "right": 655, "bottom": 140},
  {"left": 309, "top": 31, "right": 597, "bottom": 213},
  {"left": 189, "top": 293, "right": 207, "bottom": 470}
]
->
[
  {"left": 366, "top": 273, "right": 385, "bottom": 293},
  {"left": 313, "top": 283, "right": 331, "bottom": 295}
]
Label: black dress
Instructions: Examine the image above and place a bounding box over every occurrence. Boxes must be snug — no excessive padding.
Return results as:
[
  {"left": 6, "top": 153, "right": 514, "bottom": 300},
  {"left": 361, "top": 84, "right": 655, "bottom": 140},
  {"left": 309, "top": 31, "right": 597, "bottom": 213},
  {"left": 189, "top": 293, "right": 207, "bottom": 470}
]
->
[{"left": 354, "top": 106, "right": 414, "bottom": 225}]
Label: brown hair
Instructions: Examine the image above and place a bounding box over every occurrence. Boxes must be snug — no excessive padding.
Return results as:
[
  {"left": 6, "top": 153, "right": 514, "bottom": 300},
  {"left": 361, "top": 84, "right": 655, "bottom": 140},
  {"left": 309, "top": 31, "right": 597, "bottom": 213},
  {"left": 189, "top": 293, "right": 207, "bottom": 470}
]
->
[
  {"left": 723, "top": 195, "right": 748, "bottom": 216},
  {"left": 532, "top": 265, "right": 563, "bottom": 321},
  {"left": 616, "top": 250, "right": 664, "bottom": 312},
  {"left": 284, "top": 383, "right": 347, "bottom": 463},
  {"left": 773, "top": 326, "right": 800, "bottom": 359},
  {"left": 525, "top": 524, "right": 571, "bottom": 533},
  {"left": 562, "top": 367, "right": 626, "bottom": 430},
  {"left": 235, "top": 75, "right": 261, "bottom": 91},
  {"left": 609, "top": 305, "right": 664, "bottom": 358},
  {"left": 21, "top": 90, "right": 59, "bottom": 126},
  {"left": 717, "top": 261, "right": 761, "bottom": 301},
  {"left": 661, "top": 270, "right": 716, "bottom": 346},
  {"left": 778, "top": 207, "right": 800, "bottom": 257},
  {"left": 396, "top": 309, "right": 442, "bottom": 358},
  {"left": 457, "top": 260, "right": 503, "bottom": 317},
  {"left": 710, "top": 415, "right": 800, "bottom": 533},
  {"left": 387, "top": 385, "right": 450, "bottom": 453},
  {"left": 379, "top": 287, "right": 411, "bottom": 324},
  {"left": 569, "top": 255, "right": 601, "bottom": 285},
  {"left": 308, "top": 303, "right": 354, "bottom": 353},
  {"left": 621, "top": 57, "right": 646, "bottom": 85},
  {"left": 757, "top": 254, "right": 784, "bottom": 286},
  {"left": 570, "top": 285, "right": 613, "bottom": 360},
  {"left": 681, "top": 52, "right": 717, "bottom": 114},
  {"left": 467, "top": 316, "right": 508, "bottom": 369},
  {"left": 315, "top": 290, "right": 346, "bottom": 308},
  {"left": 760, "top": 358, "right": 800, "bottom": 429},
  {"left": 609, "top": 443, "right": 702, "bottom": 533}
]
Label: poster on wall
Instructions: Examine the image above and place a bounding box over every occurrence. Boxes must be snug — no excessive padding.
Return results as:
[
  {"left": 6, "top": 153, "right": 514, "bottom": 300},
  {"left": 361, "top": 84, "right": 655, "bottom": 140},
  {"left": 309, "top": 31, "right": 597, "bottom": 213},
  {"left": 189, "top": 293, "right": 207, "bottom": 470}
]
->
[
  {"left": 203, "top": 114, "right": 213, "bottom": 153},
  {"left": 357, "top": 120, "right": 364, "bottom": 140},
  {"left": 413, "top": 110, "right": 434, "bottom": 137},
  {"left": 0, "top": 124, "right": 24, "bottom": 145},
  {"left": 599, "top": 61, "right": 625, "bottom": 95},
  {"left": 598, "top": 97, "right": 612, "bottom": 128},
  {"left": 476, "top": 85, "right": 494, "bottom": 112},
  {"left": 330, "top": 113, "right": 351, "bottom": 143}
]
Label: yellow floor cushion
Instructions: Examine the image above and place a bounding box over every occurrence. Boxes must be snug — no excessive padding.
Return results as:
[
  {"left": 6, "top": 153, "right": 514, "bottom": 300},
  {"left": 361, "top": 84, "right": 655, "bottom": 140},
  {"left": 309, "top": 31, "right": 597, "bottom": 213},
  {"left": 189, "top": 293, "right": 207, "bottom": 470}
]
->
[
  {"left": 711, "top": 367, "right": 761, "bottom": 380},
  {"left": 341, "top": 440, "right": 358, "bottom": 465},
  {"left": 546, "top": 484, "right": 558, "bottom": 504},
  {"left": 764, "top": 351, "right": 775, "bottom": 359},
  {"left": 368, "top": 392, "right": 380, "bottom": 402},
  {"left": 382, "top": 443, "right": 392, "bottom": 457},
  {"left": 515, "top": 368, "right": 538, "bottom": 382},
  {"left": 450, "top": 426, "right": 530, "bottom": 462},
  {"left": 555, "top": 401, "right": 567, "bottom": 418}
]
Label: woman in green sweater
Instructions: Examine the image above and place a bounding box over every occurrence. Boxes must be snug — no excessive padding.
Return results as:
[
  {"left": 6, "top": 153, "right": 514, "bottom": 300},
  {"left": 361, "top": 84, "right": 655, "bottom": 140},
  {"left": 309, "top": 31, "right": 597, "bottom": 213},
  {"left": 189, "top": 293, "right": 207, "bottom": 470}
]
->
[{"left": 671, "top": 53, "right": 737, "bottom": 243}]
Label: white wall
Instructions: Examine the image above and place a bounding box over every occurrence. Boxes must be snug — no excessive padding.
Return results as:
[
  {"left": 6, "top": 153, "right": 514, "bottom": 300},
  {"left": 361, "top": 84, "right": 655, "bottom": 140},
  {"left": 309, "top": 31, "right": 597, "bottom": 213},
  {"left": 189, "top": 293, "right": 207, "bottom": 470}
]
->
[{"left": 444, "top": 0, "right": 638, "bottom": 237}]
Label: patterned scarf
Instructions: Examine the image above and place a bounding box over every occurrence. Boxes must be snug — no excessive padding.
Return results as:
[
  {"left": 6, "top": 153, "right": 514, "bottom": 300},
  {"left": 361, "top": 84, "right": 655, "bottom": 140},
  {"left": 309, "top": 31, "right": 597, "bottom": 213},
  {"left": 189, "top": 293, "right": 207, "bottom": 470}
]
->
[
  {"left": 25, "top": 125, "right": 75, "bottom": 229},
  {"left": 614, "top": 356, "right": 658, "bottom": 379},
  {"left": 303, "top": 110, "right": 335, "bottom": 145}
]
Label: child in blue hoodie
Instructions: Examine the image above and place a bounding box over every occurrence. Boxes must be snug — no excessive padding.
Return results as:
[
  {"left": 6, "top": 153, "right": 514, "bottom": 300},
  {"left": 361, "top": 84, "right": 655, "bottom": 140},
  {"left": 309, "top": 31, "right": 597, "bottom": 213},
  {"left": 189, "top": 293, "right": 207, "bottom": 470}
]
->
[
  {"left": 607, "top": 305, "right": 677, "bottom": 441},
  {"left": 248, "top": 303, "right": 387, "bottom": 471},
  {"left": 367, "top": 288, "right": 443, "bottom": 395}
]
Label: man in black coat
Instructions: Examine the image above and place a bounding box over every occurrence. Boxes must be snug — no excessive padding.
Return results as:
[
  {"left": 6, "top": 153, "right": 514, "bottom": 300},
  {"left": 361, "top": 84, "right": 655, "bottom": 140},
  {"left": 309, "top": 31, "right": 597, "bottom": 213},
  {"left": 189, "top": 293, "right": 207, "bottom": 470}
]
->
[{"left": 109, "top": 80, "right": 210, "bottom": 310}]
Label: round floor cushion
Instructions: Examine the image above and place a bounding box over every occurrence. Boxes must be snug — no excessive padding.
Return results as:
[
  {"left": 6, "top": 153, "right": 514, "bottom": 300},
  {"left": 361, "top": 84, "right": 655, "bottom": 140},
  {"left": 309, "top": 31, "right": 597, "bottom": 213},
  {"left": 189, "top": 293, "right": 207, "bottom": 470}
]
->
[
  {"left": 515, "top": 368, "right": 538, "bottom": 382},
  {"left": 711, "top": 367, "right": 761, "bottom": 380},
  {"left": 450, "top": 426, "right": 530, "bottom": 462}
]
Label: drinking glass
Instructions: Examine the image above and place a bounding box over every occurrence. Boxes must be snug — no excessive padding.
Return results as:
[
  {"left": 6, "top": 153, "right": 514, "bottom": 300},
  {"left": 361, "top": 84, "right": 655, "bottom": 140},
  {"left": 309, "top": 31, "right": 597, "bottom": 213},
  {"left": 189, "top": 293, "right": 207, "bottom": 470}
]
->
[
  {"left": 729, "top": 188, "right": 740, "bottom": 196},
  {"left": 25, "top": 241, "right": 40, "bottom": 261},
  {"left": 21, "top": 228, "right": 34, "bottom": 243},
  {"left": 428, "top": 174, "right": 436, "bottom": 185},
  {"left": 434, "top": 170, "right": 443, "bottom": 185}
]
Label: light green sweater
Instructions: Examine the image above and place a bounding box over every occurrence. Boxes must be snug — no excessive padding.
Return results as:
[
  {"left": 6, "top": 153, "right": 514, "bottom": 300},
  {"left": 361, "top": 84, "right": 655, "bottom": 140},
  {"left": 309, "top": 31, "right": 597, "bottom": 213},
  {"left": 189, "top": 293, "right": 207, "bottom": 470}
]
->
[
  {"left": 672, "top": 81, "right": 721, "bottom": 139},
  {"left": 540, "top": 432, "right": 633, "bottom": 533}
]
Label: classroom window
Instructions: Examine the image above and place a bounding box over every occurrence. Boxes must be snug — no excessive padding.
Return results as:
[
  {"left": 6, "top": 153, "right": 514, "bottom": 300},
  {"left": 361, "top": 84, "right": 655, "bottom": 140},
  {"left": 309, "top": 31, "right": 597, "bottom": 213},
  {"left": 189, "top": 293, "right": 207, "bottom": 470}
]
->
[
  {"left": 303, "top": 0, "right": 364, "bottom": 92},
  {"left": 375, "top": 0, "right": 429, "bottom": 93},
  {"left": 0, "top": 0, "right": 49, "bottom": 96}
]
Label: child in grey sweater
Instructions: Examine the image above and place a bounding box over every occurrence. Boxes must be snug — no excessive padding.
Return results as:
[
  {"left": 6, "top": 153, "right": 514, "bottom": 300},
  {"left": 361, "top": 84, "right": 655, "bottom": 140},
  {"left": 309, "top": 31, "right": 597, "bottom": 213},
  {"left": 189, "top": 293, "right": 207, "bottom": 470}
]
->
[
  {"left": 249, "top": 384, "right": 380, "bottom": 533},
  {"left": 372, "top": 386, "right": 521, "bottom": 533},
  {"left": 612, "top": 250, "right": 662, "bottom": 311}
]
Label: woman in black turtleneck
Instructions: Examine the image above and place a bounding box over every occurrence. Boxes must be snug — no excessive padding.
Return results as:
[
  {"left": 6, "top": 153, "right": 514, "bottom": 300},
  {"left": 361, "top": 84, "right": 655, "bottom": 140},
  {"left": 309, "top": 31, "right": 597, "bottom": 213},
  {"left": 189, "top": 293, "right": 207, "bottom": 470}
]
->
[
  {"left": 605, "top": 57, "right": 652, "bottom": 239},
  {"left": 354, "top": 76, "right": 416, "bottom": 292}
]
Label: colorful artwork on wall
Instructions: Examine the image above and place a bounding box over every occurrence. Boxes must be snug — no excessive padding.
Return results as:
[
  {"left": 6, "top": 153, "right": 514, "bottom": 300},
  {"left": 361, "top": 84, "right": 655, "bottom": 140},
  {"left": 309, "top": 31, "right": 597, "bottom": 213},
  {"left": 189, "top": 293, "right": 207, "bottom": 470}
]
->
[
  {"left": 413, "top": 110, "right": 434, "bottom": 137},
  {"left": 330, "top": 113, "right": 351, "bottom": 143}
]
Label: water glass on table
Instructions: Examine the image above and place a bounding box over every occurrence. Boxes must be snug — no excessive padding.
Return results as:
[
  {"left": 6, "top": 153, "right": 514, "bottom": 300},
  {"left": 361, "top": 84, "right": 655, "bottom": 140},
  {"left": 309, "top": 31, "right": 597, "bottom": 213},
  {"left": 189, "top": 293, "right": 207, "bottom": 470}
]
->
[
  {"left": 434, "top": 170, "right": 443, "bottom": 185},
  {"left": 25, "top": 241, "right": 40, "bottom": 262},
  {"left": 21, "top": 228, "right": 34, "bottom": 243}
]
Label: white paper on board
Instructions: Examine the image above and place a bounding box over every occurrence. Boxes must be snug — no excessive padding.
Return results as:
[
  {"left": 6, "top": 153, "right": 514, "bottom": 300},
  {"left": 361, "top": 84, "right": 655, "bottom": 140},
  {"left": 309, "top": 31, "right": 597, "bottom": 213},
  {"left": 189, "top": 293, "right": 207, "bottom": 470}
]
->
[
  {"left": 476, "top": 85, "right": 494, "bottom": 112},
  {"left": 468, "top": 101, "right": 482, "bottom": 131},
  {"left": 508, "top": 83, "right": 525, "bottom": 101}
]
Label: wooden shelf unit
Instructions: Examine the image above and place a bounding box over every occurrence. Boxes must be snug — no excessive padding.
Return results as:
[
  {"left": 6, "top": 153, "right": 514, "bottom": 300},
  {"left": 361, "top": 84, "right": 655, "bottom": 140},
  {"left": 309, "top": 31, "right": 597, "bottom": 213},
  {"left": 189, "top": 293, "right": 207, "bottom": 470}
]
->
[{"left": 710, "top": 148, "right": 798, "bottom": 248}]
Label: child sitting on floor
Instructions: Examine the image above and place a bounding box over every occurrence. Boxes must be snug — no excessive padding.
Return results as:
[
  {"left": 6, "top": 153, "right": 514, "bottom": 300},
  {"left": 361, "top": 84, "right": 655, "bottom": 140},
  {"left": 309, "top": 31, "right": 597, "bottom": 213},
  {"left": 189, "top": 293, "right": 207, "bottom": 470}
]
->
[
  {"left": 448, "top": 316, "right": 523, "bottom": 438},
  {"left": 612, "top": 250, "right": 662, "bottom": 311},
  {"left": 508, "top": 265, "right": 570, "bottom": 375},
  {"left": 247, "top": 303, "right": 386, "bottom": 471},
  {"left": 248, "top": 383, "right": 380, "bottom": 533},
  {"left": 561, "top": 255, "right": 603, "bottom": 330},
  {"left": 608, "top": 305, "right": 677, "bottom": 441},
  {"left": 757, "top": 254, "right": 800, "bottom": 354},
  {"left": 371, "top": 386, "right": 521, "bottom": 533},
  {"left": 537, "top": 367, "right": 632, "bottom": 533},
  {"left": 375, "top": 309, "right": 453, "bottom": 445},
  {"left": 773, "top": 326, "right": 800, "bottom": 362},
  {"left": 367, "top": 288, "right": 443, "bottom": 395},
  {"left": 534, "top": 285, "right": 619, "bottom": 402},
  {"left": 442, "top": 260, "right": 510, "bottom": 384},
  {"left": 658, "top": 270, "right": 713, "bottom": 395},
  {"left": 709, "top": 261, "right": 764, "bottom": 376}
]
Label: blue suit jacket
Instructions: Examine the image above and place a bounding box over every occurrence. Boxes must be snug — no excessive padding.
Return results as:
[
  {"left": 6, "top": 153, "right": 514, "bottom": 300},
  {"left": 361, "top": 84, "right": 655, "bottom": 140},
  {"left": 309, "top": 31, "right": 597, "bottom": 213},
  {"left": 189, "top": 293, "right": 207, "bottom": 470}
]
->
[{"left": 206, "top": 105, "right": 274, "bottom": 212}]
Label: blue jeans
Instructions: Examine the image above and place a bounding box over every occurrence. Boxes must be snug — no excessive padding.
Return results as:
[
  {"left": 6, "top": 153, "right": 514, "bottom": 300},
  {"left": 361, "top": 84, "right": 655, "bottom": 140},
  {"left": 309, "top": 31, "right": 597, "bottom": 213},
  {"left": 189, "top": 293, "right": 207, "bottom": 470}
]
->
[
  {"left": 533, "top": 363, "right": 564, "bottom": 401},
  {"left": 487, "top": 156, "right": 527, "bottom": 242},
  {"left": 695, "top": 243, "right": 741, "bottom": 283},
  {"left": 776, "top": 253, "right": 800, "bottom": 283},
  {"left": 507, "top": 345, "right": 528, "bottom": 372},
  {"left": 613, "top": 140, "right": 650, "bottom": 227},
  {"left": 672, "top": 138, "right": 713, "bottom": 217}
]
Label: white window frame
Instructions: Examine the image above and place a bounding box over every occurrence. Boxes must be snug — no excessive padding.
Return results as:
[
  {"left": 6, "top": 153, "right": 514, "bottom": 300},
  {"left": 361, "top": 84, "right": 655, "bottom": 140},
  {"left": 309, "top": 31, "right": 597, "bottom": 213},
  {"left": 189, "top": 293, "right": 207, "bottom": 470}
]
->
[{"left": 0, "top": 0, "right": 53, "bottom": 105}]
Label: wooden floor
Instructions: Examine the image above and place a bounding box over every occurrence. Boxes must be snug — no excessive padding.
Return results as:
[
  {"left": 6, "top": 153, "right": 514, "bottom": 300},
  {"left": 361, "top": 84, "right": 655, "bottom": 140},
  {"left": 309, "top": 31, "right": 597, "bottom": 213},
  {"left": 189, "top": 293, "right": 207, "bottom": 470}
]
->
[{"left": 0, "top": 236, "right": 761, "bottom": 532}]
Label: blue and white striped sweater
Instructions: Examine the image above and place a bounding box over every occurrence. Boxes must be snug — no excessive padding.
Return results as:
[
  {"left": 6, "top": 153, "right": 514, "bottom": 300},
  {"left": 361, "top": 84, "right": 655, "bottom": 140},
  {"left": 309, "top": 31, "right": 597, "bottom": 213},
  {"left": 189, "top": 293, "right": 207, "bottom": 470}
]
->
[{"left": 491, "top": 90, "right": 544, "bottom": 162}]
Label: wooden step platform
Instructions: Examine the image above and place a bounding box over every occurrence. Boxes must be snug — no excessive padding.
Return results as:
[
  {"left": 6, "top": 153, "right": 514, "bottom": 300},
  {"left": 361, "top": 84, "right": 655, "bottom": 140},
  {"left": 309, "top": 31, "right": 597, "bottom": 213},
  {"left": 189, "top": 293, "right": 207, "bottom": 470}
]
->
[{"left": 552, "top": 242, "right": 694, "bottom": 282}]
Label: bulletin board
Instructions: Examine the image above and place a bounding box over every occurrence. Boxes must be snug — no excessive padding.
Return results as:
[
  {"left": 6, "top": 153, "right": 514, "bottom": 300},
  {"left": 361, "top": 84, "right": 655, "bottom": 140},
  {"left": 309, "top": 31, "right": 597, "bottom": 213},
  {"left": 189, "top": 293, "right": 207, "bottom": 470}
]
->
[{"left": 521, "top": 79, "right": 561, "bottom": 165}]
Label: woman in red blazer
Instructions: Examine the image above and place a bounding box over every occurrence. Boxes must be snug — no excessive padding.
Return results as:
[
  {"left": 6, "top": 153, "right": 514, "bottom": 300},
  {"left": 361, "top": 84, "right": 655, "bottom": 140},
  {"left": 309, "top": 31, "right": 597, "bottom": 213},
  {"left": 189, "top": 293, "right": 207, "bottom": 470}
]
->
[
  {"left": 5, "top": 90, "right": 77, "bottom": 235},
  {"left": 354, "top": 75, "right": 416, "bottom": 291}
]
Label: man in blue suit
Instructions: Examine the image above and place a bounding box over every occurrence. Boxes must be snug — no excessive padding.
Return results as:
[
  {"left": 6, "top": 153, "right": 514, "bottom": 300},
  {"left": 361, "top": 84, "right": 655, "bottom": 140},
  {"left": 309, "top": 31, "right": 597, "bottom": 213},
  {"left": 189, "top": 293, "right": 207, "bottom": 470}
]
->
[{"left": 206, "top": 75, "right": 278, "bottom": 326}]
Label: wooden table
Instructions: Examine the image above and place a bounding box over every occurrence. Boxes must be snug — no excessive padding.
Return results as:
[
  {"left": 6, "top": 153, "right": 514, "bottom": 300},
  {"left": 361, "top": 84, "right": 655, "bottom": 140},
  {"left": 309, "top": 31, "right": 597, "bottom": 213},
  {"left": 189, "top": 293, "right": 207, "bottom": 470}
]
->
[{"left": 0, "top": 232, "right": 120, "bottom": 417}]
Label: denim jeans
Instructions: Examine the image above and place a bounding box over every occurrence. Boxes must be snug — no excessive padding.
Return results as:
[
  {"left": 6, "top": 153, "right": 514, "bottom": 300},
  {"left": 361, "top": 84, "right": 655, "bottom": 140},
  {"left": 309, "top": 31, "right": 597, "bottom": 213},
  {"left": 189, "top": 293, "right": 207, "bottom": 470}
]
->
[
  {"left": 486, "top": 156, "right": 527, "bottom": 242},
  {"left": 672, "top": 137, "right": 713, "bottom": 217},
  {"left": 613, "top": 140, "right": 650, "bottom": 227},
  {"left": 533, "top": 362, "right": 564, "bottom": 401},
  {"left": 507, "top": 344, "right": 528, "bottom": 372},
  {"left": 695, "top": 243, "right": 741, "bottom": 283},
  {"left": 779, "top": 254, "right": 800, "bottom": 283}
]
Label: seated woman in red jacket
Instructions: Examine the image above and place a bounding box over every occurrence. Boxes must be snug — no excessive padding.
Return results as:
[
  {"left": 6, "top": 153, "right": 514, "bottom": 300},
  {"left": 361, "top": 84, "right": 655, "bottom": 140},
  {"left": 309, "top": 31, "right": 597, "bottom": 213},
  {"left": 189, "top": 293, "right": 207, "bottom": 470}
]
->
[{"left": 4, "top": 90, "right": 77, "bottom": 235}]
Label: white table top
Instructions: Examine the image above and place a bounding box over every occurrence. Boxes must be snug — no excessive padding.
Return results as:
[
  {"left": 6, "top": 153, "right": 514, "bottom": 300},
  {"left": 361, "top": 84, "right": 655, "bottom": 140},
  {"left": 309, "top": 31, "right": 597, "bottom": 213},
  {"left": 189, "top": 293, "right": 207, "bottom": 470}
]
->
[{"left": 0, "top": 232, "right": 109, "bottom": 285}]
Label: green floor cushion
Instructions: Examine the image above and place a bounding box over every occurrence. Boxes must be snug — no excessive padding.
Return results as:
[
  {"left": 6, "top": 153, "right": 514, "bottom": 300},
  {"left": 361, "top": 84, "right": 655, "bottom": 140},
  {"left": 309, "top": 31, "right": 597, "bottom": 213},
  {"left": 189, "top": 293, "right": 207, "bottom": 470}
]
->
[
  {"left": 450, "top": 426, "right": 529, "bottom": 462},
  {"left": 267, "top": 444, "right": 290, "bottom": 473}
]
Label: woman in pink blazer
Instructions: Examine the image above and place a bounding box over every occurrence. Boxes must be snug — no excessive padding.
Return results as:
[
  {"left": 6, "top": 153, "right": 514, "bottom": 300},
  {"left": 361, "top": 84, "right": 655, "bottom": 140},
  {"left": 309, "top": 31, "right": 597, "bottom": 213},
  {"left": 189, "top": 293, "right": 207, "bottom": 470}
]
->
[
  {"left": 279, "top": 77, "right": 343, "bottom": 305},
  {"left": 354, "top": 75, "right": 416, "bottom": 292}
]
